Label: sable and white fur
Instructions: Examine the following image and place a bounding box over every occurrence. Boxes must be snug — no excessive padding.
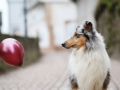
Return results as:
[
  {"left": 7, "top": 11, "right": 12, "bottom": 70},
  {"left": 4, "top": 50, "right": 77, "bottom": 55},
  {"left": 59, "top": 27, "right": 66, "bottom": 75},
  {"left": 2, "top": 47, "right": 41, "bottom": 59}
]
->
[{"left": 62, "top": 21, "right": 111, "bottom": 90}]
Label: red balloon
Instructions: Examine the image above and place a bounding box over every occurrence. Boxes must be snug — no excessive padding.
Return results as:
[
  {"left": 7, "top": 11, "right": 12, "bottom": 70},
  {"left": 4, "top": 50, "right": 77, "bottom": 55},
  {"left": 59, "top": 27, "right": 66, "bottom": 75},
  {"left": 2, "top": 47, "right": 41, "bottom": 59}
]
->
[{"left": 0, "top": 38, "right": 24, "bottom": 66}]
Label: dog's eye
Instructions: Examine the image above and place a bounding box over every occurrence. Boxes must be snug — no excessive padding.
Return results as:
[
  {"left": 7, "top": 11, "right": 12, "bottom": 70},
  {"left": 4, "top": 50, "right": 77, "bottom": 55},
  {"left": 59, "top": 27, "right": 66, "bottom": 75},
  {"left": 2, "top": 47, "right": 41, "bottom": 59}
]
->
[
  {"left": 76, "top": 35, "right": 80, "bottom": 38},
  {"left": 82, "top": 29, "right": 84, "bottom": 33},
  {"left": 74, "top": 33, "right": 77, "bottom": 36},
  {"left": 75, "top": 34, "right": 80, "bottom": 38}
]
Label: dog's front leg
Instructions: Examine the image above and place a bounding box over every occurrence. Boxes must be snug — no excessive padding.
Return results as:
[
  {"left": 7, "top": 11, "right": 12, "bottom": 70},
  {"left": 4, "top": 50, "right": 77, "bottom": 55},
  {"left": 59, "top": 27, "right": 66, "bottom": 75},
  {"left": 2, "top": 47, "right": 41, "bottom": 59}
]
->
[
  {"left": 71, "top": 83, "right": 78, "bottom": 90},
  {"left": 69, "top": 75, "right": 79, "bottom": 90},
  {"left": 102, "top": 71, "right": 110, "bottom": 90}
]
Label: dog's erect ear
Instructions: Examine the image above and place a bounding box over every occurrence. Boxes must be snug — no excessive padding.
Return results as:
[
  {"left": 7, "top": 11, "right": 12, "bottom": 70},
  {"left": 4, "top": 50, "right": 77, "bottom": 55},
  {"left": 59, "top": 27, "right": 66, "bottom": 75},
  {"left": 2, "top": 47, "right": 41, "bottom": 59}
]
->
[{"left": 84, "top": 21, "right": 93, "bottom": 31}]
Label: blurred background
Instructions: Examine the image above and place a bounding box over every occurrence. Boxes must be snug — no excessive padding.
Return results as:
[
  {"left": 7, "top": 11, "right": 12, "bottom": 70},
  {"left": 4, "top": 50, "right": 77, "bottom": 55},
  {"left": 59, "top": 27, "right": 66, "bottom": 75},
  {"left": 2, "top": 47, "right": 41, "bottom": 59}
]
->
[{"left": 0, "top": 0, "right": 120, "bottom": 90}]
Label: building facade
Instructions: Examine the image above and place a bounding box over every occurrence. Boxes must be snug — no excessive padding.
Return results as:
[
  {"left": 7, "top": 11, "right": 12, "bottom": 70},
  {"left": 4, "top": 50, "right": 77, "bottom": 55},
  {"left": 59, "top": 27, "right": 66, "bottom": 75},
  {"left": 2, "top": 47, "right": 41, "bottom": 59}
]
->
[
  {"left": 8, "top": 0, "right": 25, "bottom": 36},
  {"left": 76, "top": 0, "right": 99, "bottom": 27},
  {"left": 0, "top": 0, "right": 9, "bottom": 34},
  {"left": 27, "top": 0, "right": 78, "bottom": 51}
]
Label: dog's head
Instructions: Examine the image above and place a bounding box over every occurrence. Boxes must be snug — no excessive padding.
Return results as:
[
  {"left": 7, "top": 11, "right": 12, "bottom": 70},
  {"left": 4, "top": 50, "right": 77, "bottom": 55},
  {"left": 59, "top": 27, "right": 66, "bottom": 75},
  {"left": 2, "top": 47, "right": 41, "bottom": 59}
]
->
[{"left": 62, "top": 21, "right": 96, "bottom": 50}]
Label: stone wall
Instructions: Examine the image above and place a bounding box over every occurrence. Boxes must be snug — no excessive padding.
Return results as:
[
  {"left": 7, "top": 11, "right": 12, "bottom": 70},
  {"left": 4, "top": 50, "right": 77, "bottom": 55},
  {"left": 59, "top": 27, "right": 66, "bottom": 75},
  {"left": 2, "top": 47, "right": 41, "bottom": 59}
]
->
[{"left": 0, "top": 33, "right": 40, "bottom": 73}]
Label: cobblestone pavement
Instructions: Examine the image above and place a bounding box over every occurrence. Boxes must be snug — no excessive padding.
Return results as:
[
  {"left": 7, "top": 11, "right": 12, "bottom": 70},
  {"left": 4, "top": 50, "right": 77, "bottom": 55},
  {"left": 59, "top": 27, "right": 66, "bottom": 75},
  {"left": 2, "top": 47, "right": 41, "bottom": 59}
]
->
[
  {"left": 0, "top": 51, "right": 70, "bottom": 90},
  {"left": 0, "top": 51, "right": 119, "bottom": 90},
  {"left": 111, "top": 59, "right": 120, "bottom": 89}
]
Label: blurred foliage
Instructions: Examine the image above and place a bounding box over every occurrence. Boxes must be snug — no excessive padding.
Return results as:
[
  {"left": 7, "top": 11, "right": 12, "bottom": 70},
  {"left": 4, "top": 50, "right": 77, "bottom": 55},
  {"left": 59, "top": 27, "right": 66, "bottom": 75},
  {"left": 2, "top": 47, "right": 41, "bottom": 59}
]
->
[
  {"left": 0, "top": 33, "right": 40, "bottom": 74},
  {"left": 96, "top": 0, "right": 120, "bottom": 20},
  {"left": 95, "top": 0, "right": 120, "bottom": 57},
  {"left": 72, "top": 0, "right": 77, "bottom": 3}
]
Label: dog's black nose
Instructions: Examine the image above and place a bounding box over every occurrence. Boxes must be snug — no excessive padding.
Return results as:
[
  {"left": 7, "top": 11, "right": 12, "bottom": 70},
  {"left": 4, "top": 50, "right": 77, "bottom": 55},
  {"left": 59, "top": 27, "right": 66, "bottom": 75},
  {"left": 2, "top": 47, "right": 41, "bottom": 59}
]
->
[{"left": 61, "top": 43, "right": 65, "bottom": 47}]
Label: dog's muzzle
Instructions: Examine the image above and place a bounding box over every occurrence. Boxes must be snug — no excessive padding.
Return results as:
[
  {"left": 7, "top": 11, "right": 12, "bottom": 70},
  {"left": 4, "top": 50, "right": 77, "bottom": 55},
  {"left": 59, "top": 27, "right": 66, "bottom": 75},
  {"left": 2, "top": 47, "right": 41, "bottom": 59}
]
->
[{"left": 61, "top": 43, "right": 70, "bottom": 49}]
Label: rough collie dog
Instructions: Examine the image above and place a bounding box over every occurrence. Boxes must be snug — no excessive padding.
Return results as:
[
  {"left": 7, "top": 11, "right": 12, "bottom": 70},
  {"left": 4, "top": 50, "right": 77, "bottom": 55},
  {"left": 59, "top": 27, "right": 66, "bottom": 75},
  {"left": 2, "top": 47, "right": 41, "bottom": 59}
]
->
[{"left": 62, "top": 21, "right": 110, "bottom": 90}]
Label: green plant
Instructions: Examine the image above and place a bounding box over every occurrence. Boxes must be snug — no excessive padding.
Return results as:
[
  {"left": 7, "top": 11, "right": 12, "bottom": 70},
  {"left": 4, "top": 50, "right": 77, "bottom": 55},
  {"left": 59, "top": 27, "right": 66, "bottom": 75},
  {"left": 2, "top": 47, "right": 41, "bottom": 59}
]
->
[{"left": 95, "top": 0, "right": 120, "bottom": 57}]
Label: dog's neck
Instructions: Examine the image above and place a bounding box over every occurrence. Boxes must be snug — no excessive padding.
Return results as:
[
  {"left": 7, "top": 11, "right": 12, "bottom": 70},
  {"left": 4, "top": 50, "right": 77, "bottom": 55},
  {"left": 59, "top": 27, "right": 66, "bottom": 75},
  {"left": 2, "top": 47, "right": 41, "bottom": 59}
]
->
[{"left": 71, "top": 32, "right": 107, "bottom": 58}]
